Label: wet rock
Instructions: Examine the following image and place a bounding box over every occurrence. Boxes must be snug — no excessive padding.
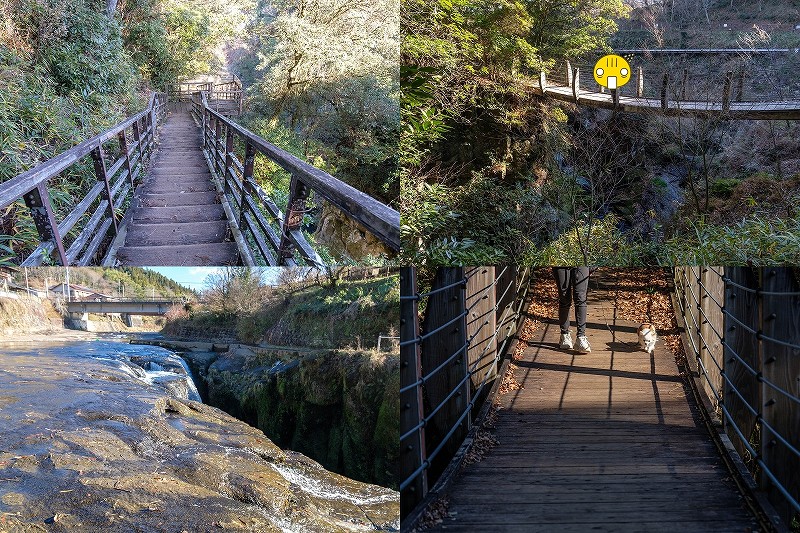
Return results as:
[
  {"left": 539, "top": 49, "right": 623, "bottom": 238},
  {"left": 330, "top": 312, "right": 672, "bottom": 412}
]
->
[{"left": 0, "top": 344, "right": 399, "bottom": 531}]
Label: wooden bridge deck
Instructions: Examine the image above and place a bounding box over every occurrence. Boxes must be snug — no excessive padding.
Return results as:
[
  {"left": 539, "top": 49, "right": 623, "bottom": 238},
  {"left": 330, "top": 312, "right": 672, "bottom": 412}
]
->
[
  {"left": 115, "top": 106, "right": 239, "bottom": 265},
  {"left": 535, "top": 84, "right": 800, "bottom": 120},
  {"left": 429, "top": 283, "right": 759, "bottom": 532}
]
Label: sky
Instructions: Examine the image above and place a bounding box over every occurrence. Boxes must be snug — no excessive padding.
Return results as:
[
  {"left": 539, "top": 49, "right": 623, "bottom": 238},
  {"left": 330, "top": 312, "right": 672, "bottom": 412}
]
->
[{"left": 144, "top": 267, "right": 288, "bottom": 291}]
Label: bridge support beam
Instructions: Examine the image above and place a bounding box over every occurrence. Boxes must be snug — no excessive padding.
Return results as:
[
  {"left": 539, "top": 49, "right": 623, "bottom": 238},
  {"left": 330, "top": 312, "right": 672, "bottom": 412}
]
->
[
  {"left": 122, "top": 313, "right": 143, "bottom": 328},
  {"left": 66, "top": 312, "right": 93, "bottom": 332}
]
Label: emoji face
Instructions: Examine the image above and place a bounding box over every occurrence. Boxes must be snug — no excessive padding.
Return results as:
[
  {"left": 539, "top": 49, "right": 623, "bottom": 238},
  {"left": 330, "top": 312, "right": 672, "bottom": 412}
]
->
[{"left": 593, "top": 54, "right": 631, "bottom": 90}]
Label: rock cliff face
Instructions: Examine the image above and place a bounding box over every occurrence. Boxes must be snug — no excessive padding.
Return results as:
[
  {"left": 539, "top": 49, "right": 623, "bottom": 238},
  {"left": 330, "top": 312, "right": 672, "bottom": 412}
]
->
[
  {"left": 176, "top": 345, "right": 400, "bottom": 491},
  {"left": 0, "top": 344, "right": 399, "bottom": 531}
]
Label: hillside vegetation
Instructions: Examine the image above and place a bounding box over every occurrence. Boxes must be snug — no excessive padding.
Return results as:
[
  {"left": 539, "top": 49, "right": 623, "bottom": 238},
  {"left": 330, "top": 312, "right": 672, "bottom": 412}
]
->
[{"left": 164, "top": 271, "right": 399, "bottom": 346}]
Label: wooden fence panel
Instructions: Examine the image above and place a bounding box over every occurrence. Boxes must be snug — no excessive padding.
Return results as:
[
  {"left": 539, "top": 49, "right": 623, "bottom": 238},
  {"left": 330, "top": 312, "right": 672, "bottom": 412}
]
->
[
  {"left": 724, "top": 267, "right": 761, "bottom": 466},
  {"left": 495, "top": 266, "right": 518, "bottom": 351},
  {"left": 466, "top": 267, "right": 497, "bottom": 391},
  {"left": 699, "top": 267, "right": 724, "bottom": 405},
  {"left": 420, "top": 268, "right": 469, "bottom": 485},
  {"left": 400, "top": 268, "right": 426, "bottom": 516},
  {"left": 761, "top": 268, "right": 800, "bottom": 525}
]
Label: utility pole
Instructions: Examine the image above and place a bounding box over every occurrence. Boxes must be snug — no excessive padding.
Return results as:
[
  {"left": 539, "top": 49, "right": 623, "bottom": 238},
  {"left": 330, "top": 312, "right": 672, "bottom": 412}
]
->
[{"left": 65, "top": 267, "right": 71, "bottom": 302}]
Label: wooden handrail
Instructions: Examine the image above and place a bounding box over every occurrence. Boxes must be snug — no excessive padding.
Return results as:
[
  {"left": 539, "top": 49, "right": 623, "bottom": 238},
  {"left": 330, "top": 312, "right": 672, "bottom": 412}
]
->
[
  {"left": 0, "top": 92, "right": 167, "bottom": 265},
  {"left": 191, "top": 91, "right": 399, "bottom": 266}
]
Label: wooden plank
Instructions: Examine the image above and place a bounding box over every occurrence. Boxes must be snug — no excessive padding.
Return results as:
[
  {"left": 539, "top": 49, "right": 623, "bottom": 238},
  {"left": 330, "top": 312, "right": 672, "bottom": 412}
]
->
[
  {"left": 420, "top": 268, "right": 469, "bottom": 491},
  {"left": 465, "top": 267, "right": 497, "bottom": 391},
  {"left": 760, "top": 267, "right": 800, "bottom": 524},
  {"left": 723, "top": 267, "right": 761, "bottom": 464},
  {"left": 400, "top": 268, "right": 427, "bottom": 517}
]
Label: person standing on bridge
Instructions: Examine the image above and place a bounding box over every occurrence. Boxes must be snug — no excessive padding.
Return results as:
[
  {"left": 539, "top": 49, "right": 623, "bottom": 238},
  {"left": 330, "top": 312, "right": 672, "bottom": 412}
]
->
[{"left": 552, "top": 267, "right": 591, "bottom": 353}]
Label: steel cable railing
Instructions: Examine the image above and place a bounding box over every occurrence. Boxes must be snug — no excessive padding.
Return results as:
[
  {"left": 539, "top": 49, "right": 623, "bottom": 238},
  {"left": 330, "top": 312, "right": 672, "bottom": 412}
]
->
[
  {"left": 674, "top": 267, "right": 800, "bottom": 529},
  {"left": 400, "top": 266, "right": 530, "bottom": 519}
]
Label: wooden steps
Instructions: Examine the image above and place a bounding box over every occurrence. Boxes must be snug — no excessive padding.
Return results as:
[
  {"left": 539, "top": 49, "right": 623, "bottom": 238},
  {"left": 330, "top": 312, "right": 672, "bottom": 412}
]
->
[{"left": 116, "top": 108, "right": 239, "bottom": 266}]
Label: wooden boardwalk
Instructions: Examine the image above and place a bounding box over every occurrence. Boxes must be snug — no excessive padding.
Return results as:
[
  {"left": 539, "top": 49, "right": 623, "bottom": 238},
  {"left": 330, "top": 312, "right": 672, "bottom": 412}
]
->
[
  {"left": 534, "top": 84, "right": 800, "bottom": 120},
  {"left": 429, "top": 285, "right": 760, "bottom": 532},
  {"left": 115, "top": 106, "right": 239, "bottom": 265}
]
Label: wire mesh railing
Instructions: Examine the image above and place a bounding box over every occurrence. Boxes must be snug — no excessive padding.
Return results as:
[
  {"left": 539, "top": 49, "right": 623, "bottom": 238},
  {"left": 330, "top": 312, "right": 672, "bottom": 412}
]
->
[
  {"left": 400, "top": 266, "right": 530, "bottom": 519},
  {"left": 674, "top": 267, "right": 800, "bottom": 529}
]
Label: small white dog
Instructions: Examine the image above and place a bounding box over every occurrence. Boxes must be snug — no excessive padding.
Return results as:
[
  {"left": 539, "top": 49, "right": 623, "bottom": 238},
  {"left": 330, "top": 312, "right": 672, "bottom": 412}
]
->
[{"left": 638, "top": 323, "right": 658, "bottom": 354}]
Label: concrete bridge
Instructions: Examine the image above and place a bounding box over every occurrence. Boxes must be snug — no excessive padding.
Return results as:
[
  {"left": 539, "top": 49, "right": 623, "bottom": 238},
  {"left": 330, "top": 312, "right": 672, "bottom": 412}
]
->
[{"left": 65, "top": 299, "right": 184, "bottom": 330}]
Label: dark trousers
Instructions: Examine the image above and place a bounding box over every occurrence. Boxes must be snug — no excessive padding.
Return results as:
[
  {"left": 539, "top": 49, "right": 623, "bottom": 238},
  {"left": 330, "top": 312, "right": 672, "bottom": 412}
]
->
[{"left": 552, "top": 267, "right": 589, "bottom": 336}]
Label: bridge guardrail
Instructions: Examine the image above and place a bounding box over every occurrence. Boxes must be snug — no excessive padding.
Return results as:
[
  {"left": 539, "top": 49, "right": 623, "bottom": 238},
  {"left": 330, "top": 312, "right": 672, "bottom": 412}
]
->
[
  {"left": 0, "top": 93, "right": 167, "bottom": 266},
  {"left": 674, "top": 267, "right": 800, "bottom": 529},
  {"left": 191, "top": 91, "right": 400, "bottom": 266},
  {"left": 541, "top": 58, "right": 800, "bottom": 116},
  {"left": 399, "top": 266, "right": 530, "bottom": 519}
]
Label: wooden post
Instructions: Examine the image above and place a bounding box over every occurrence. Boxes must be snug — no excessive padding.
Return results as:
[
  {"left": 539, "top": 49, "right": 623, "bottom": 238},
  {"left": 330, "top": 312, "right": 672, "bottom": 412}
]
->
[
  {"left": 723, "top": 267, "right": 761, "bottom": 461},
  {"left": 201, "top": 108, "right": 207, "bottom": 150},
  {"left": 400, "top": 268, "right": 428, "bottom": 517},
  {"left": 239, "top": 142, "right": 255, "bottom": 229},
  {"left": 132, "top": 120, "right": 143, "bottom": 167},
  {"left": 736, "top": 71, "right": 745, "bottom": 101},
  {"left": 661, "top": 72, "right": 669, "bottom": 110},
  {"left": 495, "top": 267, "right": 518, "bottom": 351},
  {"left": 215, "top": 117, "right": 224, "bottom": 176},
  {"left": 420, "top": 268, "right": 469, "bottom": 487},
  {"left": 277, "top": 175, "right": 310, "bottom": 263},
  {"left": 699, "top": 268, "right": 724, "bottom": 403},
  {"left": 465, "top": 267, "right": 497, "bottom": 395},
  {"left": 760, "top": 268, "right": 800, "bottom": 525},
  {"left": 566, "top": 61, "right": 573, "bottom": 87},
  {"left": 118, "top": 130, "right": 134, "bottom": 187},
  {"left": 637, "top": 66, "right": 644, "bottom": 98},
  {"left": 572, "top": 68, "right": 580, "bottom": 103},
  {"left": 722, "top": 71, "right": 733, "bottom": 113},
  {"left": 539, "top": 71, "right": 547, "bottom": 92},
  {"left": 23, "top": 184, "right": 67, "bottom": 265},
  {"left": 680, "top": 68, "right": 689, "bottom": 100},
  {"left": 224, "top": 125, "right": 235, "bottom": 195},
  {"left": 91, "top": 146, "right": 118, "bottom": 236}
]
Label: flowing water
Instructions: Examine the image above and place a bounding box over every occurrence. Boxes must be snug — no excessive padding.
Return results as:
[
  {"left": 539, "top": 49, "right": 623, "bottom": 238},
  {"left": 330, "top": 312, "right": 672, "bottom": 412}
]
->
[{"left": 0, "top": 333, "right": 201, "bottom": 402}]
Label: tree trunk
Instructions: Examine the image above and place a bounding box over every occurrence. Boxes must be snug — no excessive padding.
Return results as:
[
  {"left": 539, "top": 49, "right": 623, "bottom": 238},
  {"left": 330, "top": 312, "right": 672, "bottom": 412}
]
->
[{"left": 106, "top": 0, "right": 118, "bottom": 16}]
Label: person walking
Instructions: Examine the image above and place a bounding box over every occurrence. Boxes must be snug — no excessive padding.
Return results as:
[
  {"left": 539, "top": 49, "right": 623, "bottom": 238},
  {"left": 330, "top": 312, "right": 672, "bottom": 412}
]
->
[{"left": 552, "top": 267, "right": 591, "bottom": 353}]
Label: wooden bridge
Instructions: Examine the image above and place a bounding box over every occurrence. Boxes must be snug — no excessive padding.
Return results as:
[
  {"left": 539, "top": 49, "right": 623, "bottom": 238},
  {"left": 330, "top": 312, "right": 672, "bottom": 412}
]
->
[
  {"left": 400, "top": 267, "right": 800, "bottom": 532},
  {"left": 535, "top": 61, "right": 800, "bottom": 120},
  {"left": 0, "top": 80, "right": 399, "bottom": 266}
]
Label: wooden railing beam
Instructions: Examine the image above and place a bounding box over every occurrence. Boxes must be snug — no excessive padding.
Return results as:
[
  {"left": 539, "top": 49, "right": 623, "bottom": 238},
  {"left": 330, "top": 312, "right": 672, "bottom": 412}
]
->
[
  {"left": 91, "top": 146, "right": 118, "bottom": 237},
  {"left": 23, "top": 184, "right": 67, "bottom": 265},
  {"left": 278, "top": 175, "right": 310, "bottom": 264}
]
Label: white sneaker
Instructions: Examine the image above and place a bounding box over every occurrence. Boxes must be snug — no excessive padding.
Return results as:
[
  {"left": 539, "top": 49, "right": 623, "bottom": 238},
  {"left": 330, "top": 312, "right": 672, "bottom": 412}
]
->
[
  {"left": 559, "top": 333, "right": 573, "bottom": 350},
  {"left": 576, "top": 335, "right": 591, "bottom": 353}
]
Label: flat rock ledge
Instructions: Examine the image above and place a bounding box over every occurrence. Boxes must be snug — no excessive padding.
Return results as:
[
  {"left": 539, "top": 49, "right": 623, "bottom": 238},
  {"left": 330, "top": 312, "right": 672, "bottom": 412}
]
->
[{"left": 0, "top": 349, "right": 398, "bottom": 531}]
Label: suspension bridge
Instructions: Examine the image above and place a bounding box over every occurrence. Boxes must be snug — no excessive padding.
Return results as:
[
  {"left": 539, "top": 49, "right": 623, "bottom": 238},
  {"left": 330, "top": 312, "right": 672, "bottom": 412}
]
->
[
  {"left": 0, "top": 77, "right": 399, "bottom": 266},
  {"left": 400, "top": 267, "right": 800, "bottom": 532},
  {"left": 535, "top": 60, "right": 800, "bottom": 119}
]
